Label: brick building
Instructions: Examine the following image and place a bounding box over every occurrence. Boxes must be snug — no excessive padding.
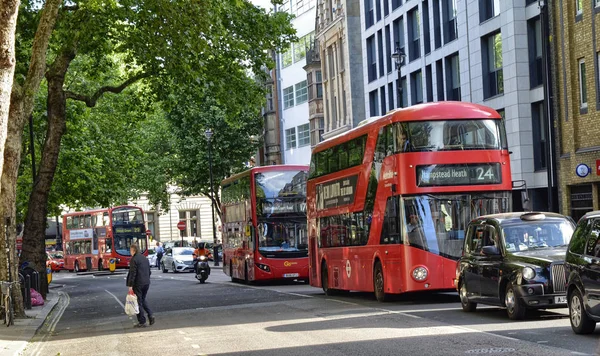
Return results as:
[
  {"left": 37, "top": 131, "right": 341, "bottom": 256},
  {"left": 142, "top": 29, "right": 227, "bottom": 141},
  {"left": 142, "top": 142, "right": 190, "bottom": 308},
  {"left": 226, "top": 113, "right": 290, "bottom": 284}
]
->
[{"left": 552, "top": 0, "right": 600, "bottom": 221}]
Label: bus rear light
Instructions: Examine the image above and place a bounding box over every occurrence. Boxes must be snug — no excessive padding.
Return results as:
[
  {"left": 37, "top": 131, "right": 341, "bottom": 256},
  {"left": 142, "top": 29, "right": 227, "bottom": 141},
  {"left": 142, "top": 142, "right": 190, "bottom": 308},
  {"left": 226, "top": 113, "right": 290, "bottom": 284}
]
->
[
  {"left": 412, "top": 266, "right": 428, "bottom": 282},
  {"left": 257, "top": 263, "right": 271, "bottom": 272}
]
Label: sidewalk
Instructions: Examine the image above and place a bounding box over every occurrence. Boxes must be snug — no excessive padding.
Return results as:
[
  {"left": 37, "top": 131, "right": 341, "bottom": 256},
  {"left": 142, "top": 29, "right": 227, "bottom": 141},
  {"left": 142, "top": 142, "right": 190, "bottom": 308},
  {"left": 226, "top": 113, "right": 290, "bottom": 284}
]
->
[{"left": 0, "top": 290, "right": 60, "bottom": 356}]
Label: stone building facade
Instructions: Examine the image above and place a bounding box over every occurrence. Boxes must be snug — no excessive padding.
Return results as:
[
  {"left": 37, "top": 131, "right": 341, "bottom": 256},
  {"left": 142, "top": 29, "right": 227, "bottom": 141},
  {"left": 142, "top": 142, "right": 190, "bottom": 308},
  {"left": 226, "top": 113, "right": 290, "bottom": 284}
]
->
[{"left": 552, "top": 0, "right": 600, "bottom": 221}]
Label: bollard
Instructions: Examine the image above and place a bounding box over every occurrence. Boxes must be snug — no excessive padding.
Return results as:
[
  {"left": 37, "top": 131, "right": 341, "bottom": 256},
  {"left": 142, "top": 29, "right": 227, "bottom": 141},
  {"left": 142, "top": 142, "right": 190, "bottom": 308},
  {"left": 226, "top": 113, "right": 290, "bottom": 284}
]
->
[{"left": 25, "top": 275, "right": 32, "bottom": 310}]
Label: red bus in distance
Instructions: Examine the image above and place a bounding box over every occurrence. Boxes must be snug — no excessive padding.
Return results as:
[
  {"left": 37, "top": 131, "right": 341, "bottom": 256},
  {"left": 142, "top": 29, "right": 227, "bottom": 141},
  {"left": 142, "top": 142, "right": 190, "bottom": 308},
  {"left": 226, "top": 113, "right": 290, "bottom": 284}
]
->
[
  {"left": 62, "top": 205, "right": 148, "bottom": 272},
  {"left": 307, "top": 102, "right": 513, "bottom": 301},
  {"left": 221, "top": 165, "right": 309, "bottom": 282}
]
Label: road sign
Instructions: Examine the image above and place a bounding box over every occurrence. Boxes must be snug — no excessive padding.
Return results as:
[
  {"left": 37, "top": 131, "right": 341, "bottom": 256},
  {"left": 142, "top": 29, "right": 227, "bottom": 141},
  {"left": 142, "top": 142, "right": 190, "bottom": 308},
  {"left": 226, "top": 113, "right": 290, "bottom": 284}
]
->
[
  {"left": 146, "top": 229, "right": 152, "bottom": 236},
  {"left": 177, "top": 221, "right": 186, "bottom": 231}
]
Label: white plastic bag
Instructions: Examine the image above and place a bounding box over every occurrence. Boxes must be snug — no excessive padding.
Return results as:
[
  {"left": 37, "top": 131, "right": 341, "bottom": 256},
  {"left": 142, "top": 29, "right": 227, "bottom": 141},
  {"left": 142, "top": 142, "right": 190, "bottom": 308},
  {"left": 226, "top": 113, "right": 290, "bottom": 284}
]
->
[{"left": 125, "top": 293, "right": 139, "bottom": 316}]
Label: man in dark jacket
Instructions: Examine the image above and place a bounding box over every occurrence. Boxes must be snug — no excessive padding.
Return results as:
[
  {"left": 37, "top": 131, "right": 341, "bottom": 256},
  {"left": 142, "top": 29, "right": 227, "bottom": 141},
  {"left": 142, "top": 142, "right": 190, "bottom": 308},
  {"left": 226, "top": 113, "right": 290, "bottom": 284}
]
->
[{"left": 126, "top": 243, "right": 154, "bottom": 327}]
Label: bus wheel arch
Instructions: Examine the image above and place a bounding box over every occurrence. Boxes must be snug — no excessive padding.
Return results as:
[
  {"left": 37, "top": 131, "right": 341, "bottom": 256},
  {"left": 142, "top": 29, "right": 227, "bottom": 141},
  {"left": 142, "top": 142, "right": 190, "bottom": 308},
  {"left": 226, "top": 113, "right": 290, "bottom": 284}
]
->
[{"left": 373, "top": 259, "right": 388, "bottom": 302}]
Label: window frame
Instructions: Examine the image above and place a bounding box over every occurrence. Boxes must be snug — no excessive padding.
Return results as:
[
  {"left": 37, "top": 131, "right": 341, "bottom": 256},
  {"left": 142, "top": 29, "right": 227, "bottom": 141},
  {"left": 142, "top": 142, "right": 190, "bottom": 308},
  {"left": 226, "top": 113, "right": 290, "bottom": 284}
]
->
[
  {"left": 283, "top": 86, "right": 295, "bottom": 109},
  {"left": 285, "top": 127, "right": 297, "bottom": 150},
  {"left": 579, "top": 58, "right": 587, "bottom": 109},
  {"left": 297, "top": 123, "right": 310, "bottom": 147},
  {"left": 576, "top": 0, "right": 583, "bottom": 15},
  {"left": 295, "top": 80, "right": 308, "bottom": 104}
]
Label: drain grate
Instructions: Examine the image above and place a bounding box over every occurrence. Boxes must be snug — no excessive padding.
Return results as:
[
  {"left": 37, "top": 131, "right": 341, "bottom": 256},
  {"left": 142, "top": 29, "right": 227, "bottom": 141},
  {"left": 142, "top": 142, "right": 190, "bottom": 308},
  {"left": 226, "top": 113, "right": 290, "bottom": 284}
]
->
[{"left": 465, "top": 348, "right": 516, "bottom": 354}]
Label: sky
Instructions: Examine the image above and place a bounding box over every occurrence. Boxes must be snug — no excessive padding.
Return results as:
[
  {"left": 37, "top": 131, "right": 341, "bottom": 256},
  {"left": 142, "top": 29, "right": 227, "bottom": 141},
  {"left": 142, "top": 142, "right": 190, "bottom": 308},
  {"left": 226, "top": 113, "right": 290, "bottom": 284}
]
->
[{"left": 251, "top": 0, "right": 274, "bottom": 10}]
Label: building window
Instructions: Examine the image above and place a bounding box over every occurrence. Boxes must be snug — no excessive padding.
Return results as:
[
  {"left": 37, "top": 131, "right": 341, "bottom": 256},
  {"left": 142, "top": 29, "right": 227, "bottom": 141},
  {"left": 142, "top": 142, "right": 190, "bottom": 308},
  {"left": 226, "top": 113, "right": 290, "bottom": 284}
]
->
[
  {"left": 285, "top": 128, "right": 297, "bottom": 150},
  {"left": 436, "top": 59, "right": 445, "bottom": 101},
  {"left": 383, "top": 0, "right": 389, "bottom": 16},
  {"left": 292, "top": 0, "right": 316, "bottom": 16},
  {"left": 284, "top": 86, "right": 294, "bottom": 109},
  {"left": 408, "top": 7, "right": 420, "bottom": 61},
  {"left": 380, "top": 86, "right": 386, "bottom": 114},
  {"left": 146, "top": 212, "right": 156, "bottom": 239},
  {"left": 443, "top": 0, "right": 458, "bottom": 44},
  {"left": 388, "top": 82, "right": 395, "bottom": 110},
  {"left": 483, "top": 31, "right": 503, "bottom": 99},
  {"left": 446, "top": 52, "right": 460, "bottom": 101},
  {"left": 376, "top": 0, "right": 382, "bottom": 21},
  {"left": 297, "top": 123, "right": 310, "bottom": 147},
  {"left": 178, "top": 210, "right": 199, "bottom": 238},
  {"left": 293, "top": 32, "right": 314, "bottom": 63},
  {"left": 570, "top": 184, "right": 593, "bottom": 223},
  {"left": 282, "top": 49, "right": 292, "bottom": 68},
  {"left": 576, "top": 0, "right": 583, "bottom": 15},
  {"left": 433, "top": 0, "right": 442, "bottom": 49},
  {"left": 579, "top": 58, "right": 587, "bottom": 109},
  {"left": 310, "top": 117, "right": 324, "bottom": 146},
  {"left": 378, "top": 30, "right": 385, "bottom": 77},
  {"left": 531, "top": 101, "right": 547, "bottom": 171},
  {"left": 423, "top": 0, "right": 431, "bottom": 54},
  {"left": 295, "top": 80, "right": 308, "bottom": 104},
  {"left": 385, "top": 25, "right": 392, "bottom": 74},
  {"left": 392, "top": 0, "right": 402, "bottom": 11},
  {"left": 316, "top": 70, "right": 323, "bottom": 98},
  {"left": 596, "top": 0, "right": 600, "bottom": 8},
  {"left": 401, "top": 77, "right": 407, "bottom": 107},
  {"left": 365, "top": 0, "right": 374, "bottom": 28},
  {"left": 528, "top": 16, "right": 543, "bottom": 88},
  {"left": 411, "top": 70, "right": 423, "bottom": 105},
  {"left": 426, "top": 65, "right": 433, "bottom": 102},
  {"left": 480, "top": 0, "right": 500, "bottom": 23},
  {"left": 369, "top": 90, "right": 378, "bottom": 116},
  {"left": 367, "top": 35, "right": 377, "bottom": 82},
  {"left": 393, "top": 17, "right": 405, "bottom": 59},
  {"left": 265, "top": 85, "right": 274, "bottom": 112}
]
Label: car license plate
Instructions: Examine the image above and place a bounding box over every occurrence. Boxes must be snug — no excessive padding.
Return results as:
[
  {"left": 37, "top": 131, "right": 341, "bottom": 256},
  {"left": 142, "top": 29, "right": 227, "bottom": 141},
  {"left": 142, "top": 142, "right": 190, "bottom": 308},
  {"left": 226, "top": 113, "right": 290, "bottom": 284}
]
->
[
  {"left": 555, "top": 296, "right": 567, "bottom": 304},
  {"left": 283, "top": 273, "right": 299, "bottom": 278}
]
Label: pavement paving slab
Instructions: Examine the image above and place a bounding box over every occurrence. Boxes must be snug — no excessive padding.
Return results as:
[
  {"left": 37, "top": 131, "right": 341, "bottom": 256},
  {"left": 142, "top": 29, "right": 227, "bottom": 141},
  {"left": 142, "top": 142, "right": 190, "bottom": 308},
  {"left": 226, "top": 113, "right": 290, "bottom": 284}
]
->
[{"left": 0, "top": 287, "right": 61, "bottom": 356}]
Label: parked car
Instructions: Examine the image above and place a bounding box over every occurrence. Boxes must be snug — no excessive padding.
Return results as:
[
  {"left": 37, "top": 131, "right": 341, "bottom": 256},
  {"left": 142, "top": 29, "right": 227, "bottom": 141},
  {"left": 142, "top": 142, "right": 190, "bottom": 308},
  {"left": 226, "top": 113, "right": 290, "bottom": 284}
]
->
[
  {"left": 457, "top": 212, "right": 575, "bottom": 320},
  {"left": 565, "top": 210, "right": 600, "bottom": 334},
  {"left": 147, "top": 248, "right": 157, "bottom": 267},
  {"left": 46, "top": 251, "right": 65, "bottom": 272},
  {"left": 160, "top": 247, "right": 195, "bottom": 273}
]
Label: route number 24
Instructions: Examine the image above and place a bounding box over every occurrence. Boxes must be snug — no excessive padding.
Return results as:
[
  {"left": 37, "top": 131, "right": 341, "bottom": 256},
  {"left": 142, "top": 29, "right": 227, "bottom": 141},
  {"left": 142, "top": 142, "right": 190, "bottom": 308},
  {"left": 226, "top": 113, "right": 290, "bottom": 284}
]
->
[{"left": 476, "top": 167, "right": 495, "bottom": 181}]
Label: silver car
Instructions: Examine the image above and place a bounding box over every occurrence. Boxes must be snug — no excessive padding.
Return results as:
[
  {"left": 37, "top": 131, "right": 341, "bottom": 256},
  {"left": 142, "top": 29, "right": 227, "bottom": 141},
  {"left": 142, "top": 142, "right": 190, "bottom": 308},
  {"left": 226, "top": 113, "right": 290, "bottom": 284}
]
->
[{"left": 160, "top": 247, "right": 195, "bottom": 273}]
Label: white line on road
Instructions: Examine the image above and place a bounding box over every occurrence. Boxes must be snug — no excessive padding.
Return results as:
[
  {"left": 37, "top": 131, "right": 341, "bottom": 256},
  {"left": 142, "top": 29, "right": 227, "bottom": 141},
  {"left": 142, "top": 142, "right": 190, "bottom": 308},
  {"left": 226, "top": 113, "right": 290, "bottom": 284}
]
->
[
  {"left": 105, "top": 289, "right": 125, "bottom": 310},
  {"left": 32, "top": 291, "right": 70, "bottom": 356},
  {"left": 326, "top": 299, "right": 359, "bottom": 306},
  {"left": 184, "top": 337, "right": 192, "bottom": 341},
  {"left": 178, "top": 330, "right": 186, "bottom": 335},
  {"left": 191, "top": 345, "right": 200, "bottom": 349}
]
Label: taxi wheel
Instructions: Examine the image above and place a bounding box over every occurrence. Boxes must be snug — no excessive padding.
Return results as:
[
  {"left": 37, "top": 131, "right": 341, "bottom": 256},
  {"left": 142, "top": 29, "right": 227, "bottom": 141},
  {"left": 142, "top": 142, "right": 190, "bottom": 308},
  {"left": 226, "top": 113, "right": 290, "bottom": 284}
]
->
[
  {"left": 569, "top": 289, "right": 596, "bottom": 334},
  {"left": 459, "top": 282, "right": 477, "bottom": 312},
  {"left": 505, "top": 282, "right": 526, "bottom": 320},
  {"left": 172, "top": 263, "right": 178, "bottom": 273}
]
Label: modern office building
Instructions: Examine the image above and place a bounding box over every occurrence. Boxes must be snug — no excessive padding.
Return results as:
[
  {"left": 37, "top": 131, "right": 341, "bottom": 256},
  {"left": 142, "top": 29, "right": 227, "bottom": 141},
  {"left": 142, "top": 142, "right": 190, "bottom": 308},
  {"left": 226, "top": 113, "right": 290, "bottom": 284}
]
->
[
  {"left": 552, "top": 0, "right": 600, "bottom": 221},
  {"left": 359, "top": 0, "right": 555, "bottom": 211}
]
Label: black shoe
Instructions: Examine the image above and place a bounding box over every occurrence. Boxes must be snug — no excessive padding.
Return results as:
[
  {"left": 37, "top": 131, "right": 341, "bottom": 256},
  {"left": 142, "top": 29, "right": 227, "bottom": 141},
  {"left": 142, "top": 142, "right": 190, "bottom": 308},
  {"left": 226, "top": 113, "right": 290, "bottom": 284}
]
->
[
  {"left": 134, "top": 323, "right": 147, "bottom": 328},
  {"left": 149, "top": 316, "right": 155, "bottom": 326}
]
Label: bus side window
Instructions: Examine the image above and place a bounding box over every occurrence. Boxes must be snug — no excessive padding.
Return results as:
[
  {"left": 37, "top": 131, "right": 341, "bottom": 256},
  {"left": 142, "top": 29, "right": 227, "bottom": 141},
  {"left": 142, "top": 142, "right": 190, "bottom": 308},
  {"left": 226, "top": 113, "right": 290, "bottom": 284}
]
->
[
  {"left": 66, "top": 217, "right": 73, "bottom": 229},
  {"left": 103, "top": 212, "right": 109, "bottom": 226},
  {"left": 380, "top": 196, "right": 400, "bottom": 244}
]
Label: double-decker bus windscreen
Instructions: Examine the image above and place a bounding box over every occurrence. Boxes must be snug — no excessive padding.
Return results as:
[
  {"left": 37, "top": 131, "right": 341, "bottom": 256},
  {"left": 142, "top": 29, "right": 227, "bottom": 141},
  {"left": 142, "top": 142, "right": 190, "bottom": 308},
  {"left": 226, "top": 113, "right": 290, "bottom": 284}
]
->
[
  {"left": 112, "top": 207, "right": 147, "bottom": 256},
  {"left": 255, "top": 170, "right": 308, "bottom": 258},
  {"left": 403, "top": 119, "right": 507, "bottom": 152},
  {"left": 382, "top": 192, "right": 511, "bottom": 260}
]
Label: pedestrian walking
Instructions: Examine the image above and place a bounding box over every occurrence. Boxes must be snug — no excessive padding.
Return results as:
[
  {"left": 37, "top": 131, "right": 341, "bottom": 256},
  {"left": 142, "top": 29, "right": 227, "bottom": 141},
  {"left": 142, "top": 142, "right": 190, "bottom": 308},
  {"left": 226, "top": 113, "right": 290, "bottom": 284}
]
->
[
  {"left": 155, "top": 241, "right": 164, "bottom": 270},
  {"left": 126, "top": 243, "right": 154, "bottom": 328}
]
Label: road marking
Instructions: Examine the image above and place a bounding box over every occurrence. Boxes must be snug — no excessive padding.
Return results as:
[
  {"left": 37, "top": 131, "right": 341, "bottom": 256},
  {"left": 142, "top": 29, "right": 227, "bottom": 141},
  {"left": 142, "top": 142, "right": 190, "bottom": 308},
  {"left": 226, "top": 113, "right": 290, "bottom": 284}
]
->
[
  {"left": 326, "top": 299, "right": 359, "bottom": 306},
  {"left": 31, "top": 291, "right": 70, "bottom": 356},
  {"left": 278, "top": 292, "right": 313, "bottom": 298},
  {"left": 105, "top": 289, "right": 125, "bottom": 310},
  {"left": 184, "top": 337, "right": 192, "bottom": 341},
  {"left": 192, "top": 344, "right": 200, "bottom": 349},
  {"left": 178, "top": 330, "right": 186, "bottom": 335}
]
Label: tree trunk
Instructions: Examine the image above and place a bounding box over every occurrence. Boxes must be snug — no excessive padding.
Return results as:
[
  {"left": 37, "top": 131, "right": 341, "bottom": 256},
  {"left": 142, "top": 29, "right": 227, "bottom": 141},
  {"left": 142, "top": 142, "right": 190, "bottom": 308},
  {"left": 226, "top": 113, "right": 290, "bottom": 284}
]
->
[
  {"left": 0, "top": 0, "right": 20, "bottom": 197},
  {"left": 0, "top": 0, "right": 62, "bottom": 314},
  {"left": 0, "top": 0, "right": 20, "bottom": 285},
  {"left": 21, "top": 50, "right": 74, "bottom": 299}
]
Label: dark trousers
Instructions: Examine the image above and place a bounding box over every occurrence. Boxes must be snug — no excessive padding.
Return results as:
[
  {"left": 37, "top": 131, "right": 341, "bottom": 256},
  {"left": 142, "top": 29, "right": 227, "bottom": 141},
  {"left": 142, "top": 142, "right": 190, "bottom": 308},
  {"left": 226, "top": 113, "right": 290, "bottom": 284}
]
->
[
  {"left": 156, "top": 255, "right": 162, "bottom": 269},
  {"left": 133, "top": 284, "right": 152, "bottom": 324}
]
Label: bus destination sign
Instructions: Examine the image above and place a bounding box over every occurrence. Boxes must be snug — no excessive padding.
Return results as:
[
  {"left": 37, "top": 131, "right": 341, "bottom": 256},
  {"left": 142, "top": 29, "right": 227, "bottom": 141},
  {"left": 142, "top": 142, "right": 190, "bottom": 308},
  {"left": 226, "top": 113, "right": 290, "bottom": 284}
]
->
[
  {"left": 317, "top": 175, "right": 358, "bottom": 210},
  {"left": 114, "top": 226, "right": 144, "bottom": 234},
  {"left": 416, "top": 163, "right": 502, "bottom": 187}
]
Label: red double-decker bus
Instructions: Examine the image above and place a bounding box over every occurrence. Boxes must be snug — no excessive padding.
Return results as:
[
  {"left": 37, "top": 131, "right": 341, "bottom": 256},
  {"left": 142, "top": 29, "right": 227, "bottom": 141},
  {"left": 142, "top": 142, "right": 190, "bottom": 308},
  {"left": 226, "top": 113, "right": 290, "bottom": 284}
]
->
[
  {"left": 62, "top": 205, "right": 148, "bottom": 272},
  {"left": 308, "top": 102, "right": 513, "bottom": 301},
  {"left": 221, "top": 165, "right": 309, "bottom": 282}
]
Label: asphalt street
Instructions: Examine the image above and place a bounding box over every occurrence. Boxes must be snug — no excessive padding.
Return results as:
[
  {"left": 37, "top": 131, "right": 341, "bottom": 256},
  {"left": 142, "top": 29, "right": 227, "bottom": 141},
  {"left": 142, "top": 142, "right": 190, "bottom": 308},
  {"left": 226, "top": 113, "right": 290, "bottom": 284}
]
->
[{"left": 20, "top": 268, "right": 600, "bottom": 356}]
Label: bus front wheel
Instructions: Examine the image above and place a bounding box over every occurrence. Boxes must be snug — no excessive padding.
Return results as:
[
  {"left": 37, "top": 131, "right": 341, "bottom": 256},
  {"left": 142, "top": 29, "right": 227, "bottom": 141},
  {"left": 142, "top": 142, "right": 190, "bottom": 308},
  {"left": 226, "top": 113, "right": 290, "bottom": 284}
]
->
[{"left": 373, "top": 262, "right": 389, "bottom": 302}]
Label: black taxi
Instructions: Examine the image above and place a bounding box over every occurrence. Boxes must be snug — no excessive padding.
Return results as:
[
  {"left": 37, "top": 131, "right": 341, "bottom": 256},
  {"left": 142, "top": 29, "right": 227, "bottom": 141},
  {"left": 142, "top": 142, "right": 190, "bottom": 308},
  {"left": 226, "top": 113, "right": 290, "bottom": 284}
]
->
[{"left": 456, "top": 212, "right": 575, "bottom": 320}]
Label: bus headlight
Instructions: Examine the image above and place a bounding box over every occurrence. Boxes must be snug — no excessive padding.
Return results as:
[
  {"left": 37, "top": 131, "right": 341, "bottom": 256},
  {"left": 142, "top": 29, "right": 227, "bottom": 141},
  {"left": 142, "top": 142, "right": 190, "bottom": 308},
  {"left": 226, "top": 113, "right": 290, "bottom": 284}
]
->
[
  {"left": 412, "top": 266, "right": 428, "bottom": 282},
  {"left": 522, "top": 267, "right": 536, "bottom": 280},
  {"left": 256, "top": 263, "right": 271, "bottom": 272}
]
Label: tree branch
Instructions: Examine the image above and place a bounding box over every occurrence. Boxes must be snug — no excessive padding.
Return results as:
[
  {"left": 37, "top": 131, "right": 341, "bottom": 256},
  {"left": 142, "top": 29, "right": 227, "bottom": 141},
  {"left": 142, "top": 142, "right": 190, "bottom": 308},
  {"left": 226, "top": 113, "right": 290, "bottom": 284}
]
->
[{"left": 65, "top": 72, "right": 150, "bottom": 107}]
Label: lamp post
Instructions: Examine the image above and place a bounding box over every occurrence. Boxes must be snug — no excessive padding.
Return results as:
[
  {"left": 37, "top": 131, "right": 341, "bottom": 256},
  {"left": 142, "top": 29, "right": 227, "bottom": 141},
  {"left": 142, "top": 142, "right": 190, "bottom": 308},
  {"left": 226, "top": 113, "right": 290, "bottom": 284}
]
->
[
  {"left": 205, "top": 129, "right": 219, "bottom": 266},
  {"left": 391, "top": 42, "right": 406, "bottom": 108}
]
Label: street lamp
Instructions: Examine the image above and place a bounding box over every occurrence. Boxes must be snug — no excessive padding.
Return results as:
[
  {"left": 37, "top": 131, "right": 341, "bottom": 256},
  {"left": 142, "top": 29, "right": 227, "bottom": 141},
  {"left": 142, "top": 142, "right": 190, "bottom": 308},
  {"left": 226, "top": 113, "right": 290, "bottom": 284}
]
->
[
  {"left": 391, "top": 42, "right": 406, "bottom": 108},
  {"left": 205, "top": 128, "right": 219, "bottom": 266}
]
